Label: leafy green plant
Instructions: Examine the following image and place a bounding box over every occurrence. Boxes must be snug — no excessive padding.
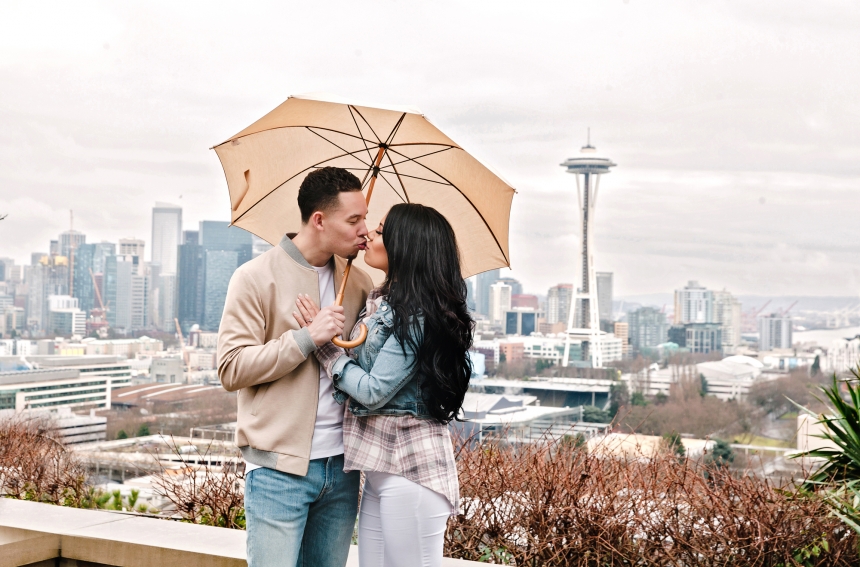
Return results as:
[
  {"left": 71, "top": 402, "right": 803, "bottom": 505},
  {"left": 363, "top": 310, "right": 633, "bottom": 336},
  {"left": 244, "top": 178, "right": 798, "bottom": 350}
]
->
[{"left": 793, "top": 369, "right": 860, "bottom": 485}]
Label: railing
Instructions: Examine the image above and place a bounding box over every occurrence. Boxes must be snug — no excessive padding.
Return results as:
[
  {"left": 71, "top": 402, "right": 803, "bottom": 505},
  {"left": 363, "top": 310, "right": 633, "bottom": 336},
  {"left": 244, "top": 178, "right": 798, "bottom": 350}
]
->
[{"left": 0, "top": 498, "right": 482, "bottom": 567}]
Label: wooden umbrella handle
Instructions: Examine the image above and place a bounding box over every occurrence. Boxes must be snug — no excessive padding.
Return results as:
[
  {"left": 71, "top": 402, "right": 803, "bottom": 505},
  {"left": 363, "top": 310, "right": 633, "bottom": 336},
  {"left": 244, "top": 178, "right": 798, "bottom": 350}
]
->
[
  {"left": 330, "top": 145, "right": 386, "bottom": 349},
  {"left": 331, "top": 258, "right": 368, "bottom": 349}
]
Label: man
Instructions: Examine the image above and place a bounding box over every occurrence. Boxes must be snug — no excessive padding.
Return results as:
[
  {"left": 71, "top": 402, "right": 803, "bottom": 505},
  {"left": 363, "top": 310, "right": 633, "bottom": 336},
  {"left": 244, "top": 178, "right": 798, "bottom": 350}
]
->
[{"left": 218, "top": 166, "right": 374, "bottom": 567}]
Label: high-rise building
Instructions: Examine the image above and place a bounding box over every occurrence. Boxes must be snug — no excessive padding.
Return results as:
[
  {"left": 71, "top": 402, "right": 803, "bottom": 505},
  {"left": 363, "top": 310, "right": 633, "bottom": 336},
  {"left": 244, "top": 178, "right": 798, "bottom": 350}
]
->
[
  {"left": 713, "top": 290, "right": 742, "bottom": 354},
  {"left": 596, "top": 272, "right": 613, "bottom": 325},
  {"left": 628, "top": 306, "right": 669, "bottom": 351},
  {"left": 547, "top": 284, "right": 573, "bottom": 325},
  {"left": 674, "top": 281, "right": 713, "bottom": 324},
  {"left": 613, "top": 321, "right": 629, "bottom": 357},
  {"left": 475, "top": 269, "right": 500, "bottom": 317},
  {"left": 72, "top": 243, "right": 96, "bottom": 316},
  {"left": 465, "top": 278, "right": 476, "bottom": 312},
  {"left": 497, "top": 277, "right": 522, "bottom": 296},
  {"left": 202, "top": 250, "right": 239, "bottom": 331},
  {"left": 759, "top": 314, "right": 792, "bottom": 351},
  {"left": 59, "top": 230, "right": 86, "bottom": 260},
  {"left": 511, "top": 294, "right": 539, "bottom": 310},
  {"left": 105, "top": 255, "right": 148, "bottom": 330},
  {"left": 151, "top": 204, "right": 182, "bottom": 331},
  {"left": 91, "top": 242, "right": 116, "bottom": 274},
  {"left": 151, "top": 203, "right": 182, "bottom": 274},
  {"left": 177, "top": 230, "right": 202, "bottom": 331},
  {"left": 488, "top": 282, "right": 511, "bottom": 325},
  {"left": 119, "top": 239, "right": 145, "bottom": 258}
]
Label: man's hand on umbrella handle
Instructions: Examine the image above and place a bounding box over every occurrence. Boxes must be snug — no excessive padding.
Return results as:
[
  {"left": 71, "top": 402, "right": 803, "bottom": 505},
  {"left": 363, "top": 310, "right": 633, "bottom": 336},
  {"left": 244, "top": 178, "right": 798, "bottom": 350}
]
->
[{"left": 294, "top": 295, "right": 345, "bottom": 347}]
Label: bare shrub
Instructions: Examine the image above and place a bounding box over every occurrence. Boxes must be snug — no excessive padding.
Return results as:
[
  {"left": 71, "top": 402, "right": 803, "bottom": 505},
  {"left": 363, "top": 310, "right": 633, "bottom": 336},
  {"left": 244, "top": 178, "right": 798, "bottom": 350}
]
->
[
  {"left": 0, "top": 414, "right": 90, "bottom": 506},
  {"left": 447, "top": 434, "right": 858, "bottom": 566},
  {"left": 151, "top": 438, "right": 246, "bottom": 529}
]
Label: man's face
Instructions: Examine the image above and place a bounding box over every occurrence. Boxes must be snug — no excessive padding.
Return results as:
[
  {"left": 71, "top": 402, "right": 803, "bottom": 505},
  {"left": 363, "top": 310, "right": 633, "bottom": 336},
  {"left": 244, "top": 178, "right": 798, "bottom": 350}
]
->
[{"left": 320, "top": 191, "right": 369, "bottom": 258}]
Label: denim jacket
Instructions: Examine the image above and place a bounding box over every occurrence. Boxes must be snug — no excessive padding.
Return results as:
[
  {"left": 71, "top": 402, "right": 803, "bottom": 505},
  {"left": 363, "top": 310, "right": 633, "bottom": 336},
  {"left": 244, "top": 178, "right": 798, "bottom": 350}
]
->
[{"left": 330, "top": 299, "right": 431, "bottom": 418}]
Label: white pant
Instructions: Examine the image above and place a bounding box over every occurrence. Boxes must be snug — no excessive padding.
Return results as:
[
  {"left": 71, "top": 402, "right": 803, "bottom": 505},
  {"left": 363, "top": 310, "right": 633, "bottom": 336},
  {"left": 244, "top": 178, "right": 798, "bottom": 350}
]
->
[{"left": 358, "top": 471, "right": 451, "bottom": 567}]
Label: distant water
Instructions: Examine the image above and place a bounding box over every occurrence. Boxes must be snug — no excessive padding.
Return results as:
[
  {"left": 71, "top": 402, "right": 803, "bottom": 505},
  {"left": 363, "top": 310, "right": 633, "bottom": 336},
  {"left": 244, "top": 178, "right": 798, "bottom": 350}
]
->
[{"left": 794, "top": 326, "right": 860, "bottom": 346}]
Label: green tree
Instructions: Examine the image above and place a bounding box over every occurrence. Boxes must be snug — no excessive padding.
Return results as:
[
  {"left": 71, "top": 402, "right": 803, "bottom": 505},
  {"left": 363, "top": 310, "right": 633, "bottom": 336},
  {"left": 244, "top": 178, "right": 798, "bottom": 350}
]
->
[
  {"left": 654, "top": 391, "right": 668, "bottom": 405},
  {"left": 137, "top": 424, "right": 150, "bottom": 437},
  {"left": 662, "top": 431, "right": 686, "bottom": 458},
  {"left": 706, "top": 439, "right": 734, "bottom": 469},
  {"left": 811, "top": 355, "right": 821, "bottom": 377},
  {"left": 582, "top": 405, "right": 611, "bottom": 423},
  {"left": 631, "top": 392, "right": 647, "bottom": 407},
  {"left": 699, "top": 374, "right": 709, "bottom": 397},
  {"left": 609, "top": 382, "right": 629, "bottom": 418},
  {"left": 116, "top": 430, "right": 128, "bottom": 440}
]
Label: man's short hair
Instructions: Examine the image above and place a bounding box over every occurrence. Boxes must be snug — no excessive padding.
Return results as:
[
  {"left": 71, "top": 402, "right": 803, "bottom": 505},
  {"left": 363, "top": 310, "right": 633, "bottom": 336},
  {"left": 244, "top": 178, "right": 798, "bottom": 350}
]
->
[{"left": 297, "top": 167, "right": 363, "bottom": 223}]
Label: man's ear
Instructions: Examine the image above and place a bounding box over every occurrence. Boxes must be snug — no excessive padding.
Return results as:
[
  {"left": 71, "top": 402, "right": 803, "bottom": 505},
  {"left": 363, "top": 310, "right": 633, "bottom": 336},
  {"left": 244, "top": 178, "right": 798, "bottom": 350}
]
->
[{"left": 310, "top": 211, "right": 325, "bottom": 231}]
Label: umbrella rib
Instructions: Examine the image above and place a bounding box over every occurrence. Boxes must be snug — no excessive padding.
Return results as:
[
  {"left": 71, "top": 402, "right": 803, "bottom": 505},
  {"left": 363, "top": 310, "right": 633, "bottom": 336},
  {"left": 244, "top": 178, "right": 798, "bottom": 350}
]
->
[
  {"left": 381, "top": 146, "right": 454, "bottom": 169},
  {"left": 382, "top": 113, "right": 407, "bottom": 147},
  {"left": 385, "top": 147, "right": 510, "bottom": 265},
  {"left": 231, "top": 147, "right": 381, "bottom": 225},
  {"left": 349, "top": 106, "right": 382, "bottom": 144},
  {"left": 376, "top": 170, "right": 409, "bottom": 203},
  {"left": 385, "top": 158, "right": 410, "bottom": 204},
  {"left": 347, "top": 106, "right": 375, "bottom": 166},
  {"left": 306, "top": 128, "right": 373, "bottom": 169}
]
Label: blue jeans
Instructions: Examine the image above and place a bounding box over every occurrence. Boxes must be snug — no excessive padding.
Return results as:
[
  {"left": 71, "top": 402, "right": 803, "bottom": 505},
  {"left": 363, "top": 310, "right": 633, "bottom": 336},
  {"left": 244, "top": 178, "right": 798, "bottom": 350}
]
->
[{"left": 245, "top": 455, "right": 360, "bottom": 567}]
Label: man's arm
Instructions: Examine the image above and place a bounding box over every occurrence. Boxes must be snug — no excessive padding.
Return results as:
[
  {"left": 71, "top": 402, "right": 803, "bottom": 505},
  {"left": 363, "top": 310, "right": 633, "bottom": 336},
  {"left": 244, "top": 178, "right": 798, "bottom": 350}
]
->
[{"left": 217, "top": 269, "right": 316, "bottom": 392}]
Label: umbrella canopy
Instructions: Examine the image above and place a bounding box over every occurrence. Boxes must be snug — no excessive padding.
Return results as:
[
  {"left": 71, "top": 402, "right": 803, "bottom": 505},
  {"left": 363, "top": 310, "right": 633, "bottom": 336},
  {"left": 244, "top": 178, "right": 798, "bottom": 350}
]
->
[{"left": 212, "top": 93, "right": 515, "bottom": 279}]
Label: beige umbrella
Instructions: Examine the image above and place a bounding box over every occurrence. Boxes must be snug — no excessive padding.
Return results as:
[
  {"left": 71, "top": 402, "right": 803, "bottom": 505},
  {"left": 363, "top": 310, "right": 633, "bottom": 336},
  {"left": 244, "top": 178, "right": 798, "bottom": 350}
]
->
[{"left": 212, "top": 93, "right": 515, "bottom": 346}]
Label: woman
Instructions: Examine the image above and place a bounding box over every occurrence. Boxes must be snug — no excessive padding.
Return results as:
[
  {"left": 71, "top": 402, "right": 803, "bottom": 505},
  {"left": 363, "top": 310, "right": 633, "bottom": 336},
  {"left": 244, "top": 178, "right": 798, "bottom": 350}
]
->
[{"left": 294, "top": 203, "right": 473, "bottom": 567}]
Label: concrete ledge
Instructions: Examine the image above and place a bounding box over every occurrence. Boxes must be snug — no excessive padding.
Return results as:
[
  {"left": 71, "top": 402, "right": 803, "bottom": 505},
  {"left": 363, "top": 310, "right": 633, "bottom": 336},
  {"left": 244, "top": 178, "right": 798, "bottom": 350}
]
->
[{"left": 0, "top": 499, "right": 483, "bottom": 566}]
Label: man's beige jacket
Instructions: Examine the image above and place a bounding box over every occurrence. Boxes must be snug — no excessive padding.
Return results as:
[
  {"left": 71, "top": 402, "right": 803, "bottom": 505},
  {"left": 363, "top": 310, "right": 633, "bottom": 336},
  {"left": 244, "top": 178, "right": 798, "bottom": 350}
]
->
[{"left": 218, "top": 235, "right": 373, "bottom": 476}]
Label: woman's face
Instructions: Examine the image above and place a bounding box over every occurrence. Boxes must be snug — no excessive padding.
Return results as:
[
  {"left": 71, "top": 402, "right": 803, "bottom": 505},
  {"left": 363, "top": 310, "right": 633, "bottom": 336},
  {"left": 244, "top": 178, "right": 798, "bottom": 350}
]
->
[{"left": 363, "top": 217, "right": 389, "bottom": 273}]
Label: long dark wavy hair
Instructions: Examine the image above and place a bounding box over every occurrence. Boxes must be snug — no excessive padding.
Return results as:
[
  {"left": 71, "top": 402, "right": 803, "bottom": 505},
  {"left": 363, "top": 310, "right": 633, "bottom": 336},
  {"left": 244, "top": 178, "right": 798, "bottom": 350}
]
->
[{"left": 380, "top": 203, "right": 474, "bottom": 424}]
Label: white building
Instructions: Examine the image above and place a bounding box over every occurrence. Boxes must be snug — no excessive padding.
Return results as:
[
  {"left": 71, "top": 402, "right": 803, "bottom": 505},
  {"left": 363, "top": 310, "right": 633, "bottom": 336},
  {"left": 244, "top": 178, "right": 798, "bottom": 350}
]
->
[
  {"left": 488, "top": 282, "right": 511, "bottom": 325},
  {"left": 547, "top": 284, "right": 573, "bottom": 325},
  {"left": 759, "top": 313, "right": 792, "bottom": 351},
  {"left": 713, "top": 290, "right": 742, "bottom": 354},
  {"left": 827, "top": 337, "right": 860, "bottom": 373},
  {"left": 496, "top": 334, "right": 623, "bottom": 365},
  {"left": 674, "top": 281, "right": 713, "bottom": 324}
]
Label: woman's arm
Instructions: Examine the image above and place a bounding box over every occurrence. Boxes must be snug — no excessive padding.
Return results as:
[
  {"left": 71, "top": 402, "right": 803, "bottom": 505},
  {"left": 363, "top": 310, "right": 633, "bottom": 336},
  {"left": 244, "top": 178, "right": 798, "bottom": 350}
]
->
[{"left": 330, "top": 331, "right": 418, "bottom": 410}]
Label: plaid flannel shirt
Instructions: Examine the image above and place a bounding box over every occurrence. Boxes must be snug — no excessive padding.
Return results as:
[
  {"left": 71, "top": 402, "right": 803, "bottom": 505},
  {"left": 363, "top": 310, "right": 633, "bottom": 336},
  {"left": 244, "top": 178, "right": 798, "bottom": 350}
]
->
[{"left": 318, "top": 288, "right": 460, "bottom": 513}]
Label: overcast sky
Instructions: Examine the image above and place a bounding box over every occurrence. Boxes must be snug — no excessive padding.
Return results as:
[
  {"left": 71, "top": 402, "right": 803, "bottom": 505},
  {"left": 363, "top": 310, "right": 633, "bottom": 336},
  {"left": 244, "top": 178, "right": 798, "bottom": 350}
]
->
[{"left": 1, "top": 1, "right": 859, "bottom": 297}]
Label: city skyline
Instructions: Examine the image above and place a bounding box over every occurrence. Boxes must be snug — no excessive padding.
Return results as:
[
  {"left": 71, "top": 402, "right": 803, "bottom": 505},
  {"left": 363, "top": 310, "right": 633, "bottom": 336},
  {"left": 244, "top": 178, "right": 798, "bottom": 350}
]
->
[{"left": 1, "top": 2, "right": 859, "bottom": 297}]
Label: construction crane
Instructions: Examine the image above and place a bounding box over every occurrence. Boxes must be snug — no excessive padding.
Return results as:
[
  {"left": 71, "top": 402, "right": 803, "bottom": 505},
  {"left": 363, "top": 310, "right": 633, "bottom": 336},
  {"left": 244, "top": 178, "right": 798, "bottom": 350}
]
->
[
  {"left": 754, "top": 300, "right": 772, "bottom": 317},
  {"left": 89, "top": 268, "right": 106, "bottom": 311},
  {"left": 782, "top": 300, "right": 799, "bottom": 315},
  {"left": 175, "top": 318, "right": 190, "bottom": 366}
]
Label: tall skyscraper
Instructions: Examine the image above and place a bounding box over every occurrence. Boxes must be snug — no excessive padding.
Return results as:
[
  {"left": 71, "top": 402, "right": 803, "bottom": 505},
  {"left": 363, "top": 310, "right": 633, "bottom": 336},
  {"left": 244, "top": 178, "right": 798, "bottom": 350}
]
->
[
  {"left": 488, "top": 282, "right": 512, "bottom": 325},
  {"left": 674, "top": 281, "right": 713, "bottom": 324},
  {"left": 177, "top": 230, "right": 202, "bottom": 331},
  {"left": 475, "top": 269, "right": 500, "bottom": 317},
  {"left": 547, "top": 284, "right": 573, "bottom": 325},
  {"left": 151, "top": 203, "right": 182, "bottom": 331},
  {"left": 106, "top": 255, "right": 148, "bottom": 330},
  {"left": 713, "top": 290, "right": 742, "bottom": 354},
  {"left": 151, "top": 203, "right": 182, "bottom": 274},
  {"left": 59, "top": 230, "right": 86, "bottom": 260},
  {"left": 596, "top": 272, "right": 613, "bottom": 325},
  {"left": 72, "top": 243, "right": 96, "bottom": 315},
  {"left": 91, "top": 242, "right": 116, "bottom": 274},
  {"left": 202, "top": 222, "right": 253, "bottom": 327},
  {"left": 759, "top": 313, "right": 792, "bottom": 351}
]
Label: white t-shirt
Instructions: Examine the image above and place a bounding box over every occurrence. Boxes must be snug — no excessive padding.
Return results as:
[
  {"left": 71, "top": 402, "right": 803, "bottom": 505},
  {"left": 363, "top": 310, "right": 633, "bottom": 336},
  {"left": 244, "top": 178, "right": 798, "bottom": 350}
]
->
[{"left": 245, "top": 259, "right": 344, "bottom": 473}]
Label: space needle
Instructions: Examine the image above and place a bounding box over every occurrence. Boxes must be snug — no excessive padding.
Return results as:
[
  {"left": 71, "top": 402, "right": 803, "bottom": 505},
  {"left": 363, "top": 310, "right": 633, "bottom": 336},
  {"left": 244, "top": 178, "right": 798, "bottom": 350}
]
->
[{"left": 560, "top": 131, "right": 616, "bottom": 368}]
